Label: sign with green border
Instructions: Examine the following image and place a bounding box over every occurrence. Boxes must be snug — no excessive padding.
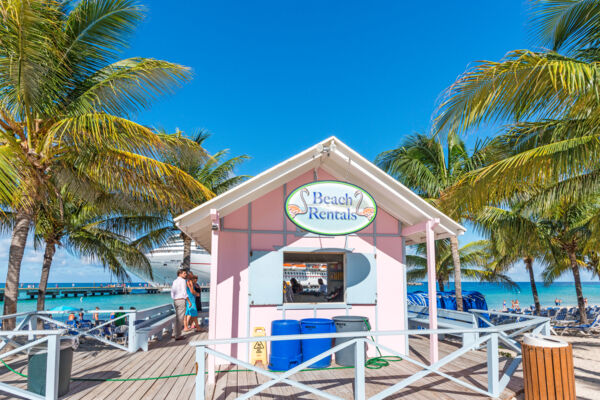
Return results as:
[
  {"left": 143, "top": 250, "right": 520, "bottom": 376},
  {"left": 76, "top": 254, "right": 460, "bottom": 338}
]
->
[{"left": 285, "top": 180, "right": 377, "bottom": 235}]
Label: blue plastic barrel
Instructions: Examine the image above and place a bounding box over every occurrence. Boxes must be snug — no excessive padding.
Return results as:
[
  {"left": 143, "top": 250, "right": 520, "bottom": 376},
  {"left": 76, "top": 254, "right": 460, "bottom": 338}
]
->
[
  {"left": 269, "top": 320, "right": 302, "bottom": 371},
  {"left": 300, "top": 318, "right": 334, "bottom": 368}
]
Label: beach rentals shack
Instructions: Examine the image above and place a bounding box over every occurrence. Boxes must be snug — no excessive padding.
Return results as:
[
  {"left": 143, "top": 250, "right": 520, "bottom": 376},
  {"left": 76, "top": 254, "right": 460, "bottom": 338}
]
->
[{"left": 175, "top": 137, "right": 465, "bottom": 372}]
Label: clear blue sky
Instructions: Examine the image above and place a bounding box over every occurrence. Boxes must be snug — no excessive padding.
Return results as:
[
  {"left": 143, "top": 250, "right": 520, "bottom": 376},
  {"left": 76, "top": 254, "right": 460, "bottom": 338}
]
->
[{"left": 4, "top": 1, "right": 593, "bottom": 282}]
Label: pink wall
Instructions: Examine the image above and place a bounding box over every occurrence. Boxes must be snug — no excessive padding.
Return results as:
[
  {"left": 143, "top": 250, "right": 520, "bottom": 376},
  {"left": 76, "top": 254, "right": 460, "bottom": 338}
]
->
[{"left": 213, "top": 169, "right": 406, "bottom": 362}]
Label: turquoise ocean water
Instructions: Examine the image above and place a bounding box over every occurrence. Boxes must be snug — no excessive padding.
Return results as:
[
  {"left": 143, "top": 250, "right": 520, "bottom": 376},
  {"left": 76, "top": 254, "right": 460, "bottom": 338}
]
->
[
  {"left": 0, "top": 283, "right": 208, "bottom": 314},
  {"left": 1, "top": 281, "right": 598, "bottom": 314},
  {"left": 409, "top": 281, "right": 600, "bottom": 310}
]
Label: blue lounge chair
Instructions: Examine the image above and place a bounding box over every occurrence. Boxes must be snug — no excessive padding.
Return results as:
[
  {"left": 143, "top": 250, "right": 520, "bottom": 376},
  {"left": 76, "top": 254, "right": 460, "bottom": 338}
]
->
[{"left": 554, "top": 314, "right": 600, "bottom": 336}]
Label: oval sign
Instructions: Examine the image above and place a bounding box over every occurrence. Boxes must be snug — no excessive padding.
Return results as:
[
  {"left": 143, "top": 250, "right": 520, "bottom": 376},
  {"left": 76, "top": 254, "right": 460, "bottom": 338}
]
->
[{"left": 285, "top": 181, "right": 377, "bottom": 235}]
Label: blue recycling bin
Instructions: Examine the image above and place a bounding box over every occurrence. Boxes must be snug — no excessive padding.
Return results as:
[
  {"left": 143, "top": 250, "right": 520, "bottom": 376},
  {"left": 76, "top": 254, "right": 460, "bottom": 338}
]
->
[
  {"left": 269, "top": 320, "right": 302, "bottom": 371},
  {"left": 300, "top": 318, "right": 334, "bottom": 368}
]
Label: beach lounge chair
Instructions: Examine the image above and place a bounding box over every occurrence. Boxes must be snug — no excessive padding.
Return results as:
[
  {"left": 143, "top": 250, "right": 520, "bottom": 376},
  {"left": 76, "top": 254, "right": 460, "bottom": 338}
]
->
[{"left": 554, "top": 314, "right": 600, "bottom": 336}]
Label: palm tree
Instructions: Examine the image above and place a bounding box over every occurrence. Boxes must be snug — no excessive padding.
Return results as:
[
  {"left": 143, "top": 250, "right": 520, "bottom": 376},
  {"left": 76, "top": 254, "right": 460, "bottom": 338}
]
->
[
  {"left": 406, "top": 239, "right": 516, "bottom": 293},
  {"left": 163, "top": 131, "right": 249, "bottom": 269},
  {"left": 102, "top": 132, "right": 250, "bottom": 279},
  {"left": 0, "top": 0, "right": 213, "bottom": 329},
  {"left": 474, "top": 206, "right": 551, "bottom": 315},
  {"left": 32, "top": 193, "right": 153, "bottom": 312},
  {"left": 433, "top": 1, "right": 600, "bottom": 213},
  {"left": 376, "top": 131, "right": 499, "bottom": 310},
  {"left": 537, "top": 200, "right": 600, "bottom": 323}
]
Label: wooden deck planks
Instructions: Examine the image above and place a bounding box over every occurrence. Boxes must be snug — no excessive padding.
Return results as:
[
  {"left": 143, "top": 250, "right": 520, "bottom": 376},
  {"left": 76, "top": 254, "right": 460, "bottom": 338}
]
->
[{"left": 0, "top": 333, "right": 524, "bottom": 400}]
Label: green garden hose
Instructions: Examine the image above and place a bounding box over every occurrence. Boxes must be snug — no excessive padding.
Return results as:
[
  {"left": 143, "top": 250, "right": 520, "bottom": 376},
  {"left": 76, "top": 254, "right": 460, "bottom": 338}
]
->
[
  {"left": 362, "top": 318, "right": 403, "bottom": 369},
  {"left": 1, "top": 317, "right": 401, "bottom": 381}
]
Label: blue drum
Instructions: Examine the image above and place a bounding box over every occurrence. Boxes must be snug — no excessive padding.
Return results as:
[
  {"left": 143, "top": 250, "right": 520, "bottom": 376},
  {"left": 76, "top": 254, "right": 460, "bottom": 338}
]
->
[
  {"left": 300, "top": 318, "right": 334, "bottom": 368},
  {"left": 269, "top": 320, "right": 302, "bottom": 371}
]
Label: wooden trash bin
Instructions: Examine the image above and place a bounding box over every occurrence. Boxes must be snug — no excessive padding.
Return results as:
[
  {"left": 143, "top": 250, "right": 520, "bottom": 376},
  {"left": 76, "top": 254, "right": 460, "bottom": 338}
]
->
[{"left": 521, "top": 334, "right": 575, "bottom": 400}]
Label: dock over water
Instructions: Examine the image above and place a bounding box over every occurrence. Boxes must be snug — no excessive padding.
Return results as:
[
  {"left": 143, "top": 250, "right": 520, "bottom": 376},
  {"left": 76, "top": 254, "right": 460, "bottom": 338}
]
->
[
  {"left": 0, "top": 334, "right": 523, "bottom": 399},
  {"left": 0, "top": 287, "right": 161, "bottom": 300}
]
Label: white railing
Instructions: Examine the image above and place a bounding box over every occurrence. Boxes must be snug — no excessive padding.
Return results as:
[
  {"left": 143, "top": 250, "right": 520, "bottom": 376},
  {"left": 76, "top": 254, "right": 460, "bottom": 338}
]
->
[
  {"left": 0, "top": 305, "right": 174, "bottom": 353},
  {"left": 36, "top": 310, "right": 136, "bottom": 352},
  {"left": 191, "top": 313, "right": 550, "bottom": 400},
  {"left": 0, "top": 329, "right": 65, "bottom": 400}
]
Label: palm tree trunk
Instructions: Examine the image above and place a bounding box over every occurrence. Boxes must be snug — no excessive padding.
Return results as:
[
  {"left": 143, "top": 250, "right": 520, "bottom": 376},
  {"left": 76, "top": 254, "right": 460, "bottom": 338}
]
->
[
  {"left": 567, "top": 250, "right": 587, "bottom": 324},
  {"left": 438, "top": 278, "right": 445, "bottom": 292},
  {"left": 37, "top": 241, "right": 56, "bottom": 313},
  {"left": 2, "top": 212, "right": 31, "bottom": 330},
  {"left": 524, "top": 256, "right": 540, "bottom": 315},
  {"left": 182, "top": 232, "right": 192, "bottom": 270},
  {"left": 450, "top": 235, "right": 463, "bottom": 311}
]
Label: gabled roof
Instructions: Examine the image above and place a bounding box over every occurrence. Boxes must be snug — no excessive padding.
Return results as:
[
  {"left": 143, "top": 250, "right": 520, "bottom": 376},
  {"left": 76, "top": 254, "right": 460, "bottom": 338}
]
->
[{"left": 175, "top": 136, "right": 465, "bottom": 250}]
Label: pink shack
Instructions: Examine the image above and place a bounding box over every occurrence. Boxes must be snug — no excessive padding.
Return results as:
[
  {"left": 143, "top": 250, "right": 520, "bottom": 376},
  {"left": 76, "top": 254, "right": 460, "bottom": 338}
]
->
[{"left": 175, "top": 137, "right": 465, "bottom": 372}]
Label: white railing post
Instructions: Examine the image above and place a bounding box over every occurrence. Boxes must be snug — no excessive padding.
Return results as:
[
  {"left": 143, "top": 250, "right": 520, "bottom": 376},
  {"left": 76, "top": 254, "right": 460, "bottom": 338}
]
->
[
  {"left": 354, "top": 339, "right": 365, "bottom": 400},
  {"left": 128, "top": 311, "right": 137, "bottom": 353},
  {"left": 196, "top": 346, "right": 206, "bottom": 400},
  {"left": 27, "top": 314, "right": 35, "bottom": 340},
  {"left": 45, "top": 334, "right": 61, "bottom": 400},
  {"left": 541, "top": 321, "right": 551, "bottom": 336},
  {"left": 487, "top": 332, "right": 499, "bottom": 398}
]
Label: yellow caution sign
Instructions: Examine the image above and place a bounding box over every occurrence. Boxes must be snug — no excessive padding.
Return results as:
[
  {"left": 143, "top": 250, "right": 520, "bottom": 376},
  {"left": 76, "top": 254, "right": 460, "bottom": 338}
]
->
[{"left": 250, "top": 327, "right": 267, "bottom": 366}]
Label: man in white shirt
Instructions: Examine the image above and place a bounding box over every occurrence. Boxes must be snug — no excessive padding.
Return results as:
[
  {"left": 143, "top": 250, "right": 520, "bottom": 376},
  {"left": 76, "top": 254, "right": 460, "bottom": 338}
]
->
[{"left": 171, "top": 269, "right": 188, "bottom": 340}]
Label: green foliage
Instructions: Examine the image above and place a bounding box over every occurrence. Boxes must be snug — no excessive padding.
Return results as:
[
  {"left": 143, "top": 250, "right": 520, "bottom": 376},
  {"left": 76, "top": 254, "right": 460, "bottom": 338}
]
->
[{"left": 406, "top": 239, "right": 516, "bottom": 289}]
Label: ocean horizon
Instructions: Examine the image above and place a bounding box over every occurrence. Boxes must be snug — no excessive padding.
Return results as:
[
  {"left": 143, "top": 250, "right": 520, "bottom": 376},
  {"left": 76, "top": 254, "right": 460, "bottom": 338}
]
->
[
  {"left": 409, "top": 281, "right": 600, "bottom": 310},
  {"left": 0, "top": 281, "right": 597, "bottom": 314}
]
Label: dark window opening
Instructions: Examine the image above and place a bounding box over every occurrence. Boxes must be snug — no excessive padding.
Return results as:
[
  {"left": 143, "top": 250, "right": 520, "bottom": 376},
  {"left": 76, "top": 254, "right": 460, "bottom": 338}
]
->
[{"left": 283, "top": 253, "right": 344, "bottom": 303}]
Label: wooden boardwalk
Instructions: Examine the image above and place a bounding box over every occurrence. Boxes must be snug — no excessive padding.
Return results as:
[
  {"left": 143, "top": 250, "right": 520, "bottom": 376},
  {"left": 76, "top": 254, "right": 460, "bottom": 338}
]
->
[{"left": 0, "top": 333, "right": 523, "bottom": 399}]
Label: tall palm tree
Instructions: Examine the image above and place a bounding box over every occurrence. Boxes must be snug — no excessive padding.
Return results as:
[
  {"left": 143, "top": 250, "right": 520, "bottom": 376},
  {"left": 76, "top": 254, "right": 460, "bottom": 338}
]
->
[
  {"left": 32, "top": 193, "right": 153, "bottom": 312},
  {"left": 0, "top": 0, "right": 212, "bottom": 329},
  {"left": 406, "top": 239, "right": 516, "bottom": 293},
  {"left": 376, "top": 131, "right": 499, "bottom": 310},
  {"left": 537, "top": 200, "right": 600, "bottom": 323},
  {"left": 474, "top": 206, "right": 551, "bottom": 315},
  {"left": 434, "top": 1, "right": 600, "bottom": 213}
]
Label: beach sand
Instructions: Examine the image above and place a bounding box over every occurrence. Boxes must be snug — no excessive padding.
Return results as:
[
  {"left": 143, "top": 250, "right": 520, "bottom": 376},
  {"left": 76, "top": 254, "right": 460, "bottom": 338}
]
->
[
  {"left": 514, "top": 335, "right": 600, "bottom": 400},
  {"left": 563, "top": 335, "right": 600, "bottom": 399}
]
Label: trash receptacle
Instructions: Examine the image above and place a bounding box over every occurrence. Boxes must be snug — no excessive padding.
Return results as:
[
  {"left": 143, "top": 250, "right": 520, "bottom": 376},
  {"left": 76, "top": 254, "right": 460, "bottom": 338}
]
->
[
  {"left": 332, "top": 316, "right": 369, "bottom": 366},
  {"left": 269, "top": 319, "right": 302, "bottom": 371},
  {"left": 521, "top": 334, "right": 575, "bottom": 400},
  {"left": 300, "top": 318, "right": 334, "bottom": 368},
  {"left": 27, "top": 338, "right": 76, "bottom": 397}
]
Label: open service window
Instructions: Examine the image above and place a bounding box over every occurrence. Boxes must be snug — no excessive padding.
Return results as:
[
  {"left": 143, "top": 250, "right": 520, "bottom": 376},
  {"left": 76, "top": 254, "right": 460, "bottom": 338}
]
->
[{"left": 283, "top": 253, "right": 344, "bottom": 303}]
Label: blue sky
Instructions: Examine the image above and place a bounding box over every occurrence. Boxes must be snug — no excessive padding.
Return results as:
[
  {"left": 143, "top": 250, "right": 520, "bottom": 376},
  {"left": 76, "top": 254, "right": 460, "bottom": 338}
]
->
[{"left": 2, "top": 1, "right": 594, "bottom": 282}]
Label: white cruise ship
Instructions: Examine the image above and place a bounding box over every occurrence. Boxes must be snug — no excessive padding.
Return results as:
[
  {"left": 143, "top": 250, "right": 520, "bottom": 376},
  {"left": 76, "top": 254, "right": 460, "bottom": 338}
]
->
[{"left": 142, "top": 236, "right": 211, "bottom": 285}]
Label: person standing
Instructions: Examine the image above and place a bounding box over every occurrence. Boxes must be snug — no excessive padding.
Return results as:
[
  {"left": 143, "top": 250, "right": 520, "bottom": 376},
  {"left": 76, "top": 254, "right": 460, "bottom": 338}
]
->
[
  {"left": 171, "top": 269, "right": 188, "bottom": 340},
  {"left": 193, "top": 277, "right": 203, "bottom": 313},
  {"left": 184, "top": 274, "right": 201, "bottom": 332}
]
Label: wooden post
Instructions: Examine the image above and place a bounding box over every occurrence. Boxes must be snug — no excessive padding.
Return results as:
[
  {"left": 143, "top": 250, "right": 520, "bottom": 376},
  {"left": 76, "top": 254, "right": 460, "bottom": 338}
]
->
[{"left": 425, "top": 219, "right": 439, "bottom": 364}]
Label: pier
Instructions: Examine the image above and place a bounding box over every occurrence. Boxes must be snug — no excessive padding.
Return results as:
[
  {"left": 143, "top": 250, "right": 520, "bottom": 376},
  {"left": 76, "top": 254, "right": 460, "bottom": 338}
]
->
[{"left": 0, "top": 287, "right": 161, "bottom": 301}]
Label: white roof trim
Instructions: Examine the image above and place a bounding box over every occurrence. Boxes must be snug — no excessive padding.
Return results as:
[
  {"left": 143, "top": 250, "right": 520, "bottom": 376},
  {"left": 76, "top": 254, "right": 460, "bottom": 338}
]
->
[{"left": 175, "top": 136, "right": 465, "bottom": 249}]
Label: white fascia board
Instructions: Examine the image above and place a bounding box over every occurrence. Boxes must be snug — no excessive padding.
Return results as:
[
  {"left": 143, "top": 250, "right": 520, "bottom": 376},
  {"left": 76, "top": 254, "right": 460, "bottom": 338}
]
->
[
  {"left": 327, "top": 149, "right": 462, "bottom": 237},
  {"left": 174, "top": 139, "right": 329, "bottom": 227}
]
